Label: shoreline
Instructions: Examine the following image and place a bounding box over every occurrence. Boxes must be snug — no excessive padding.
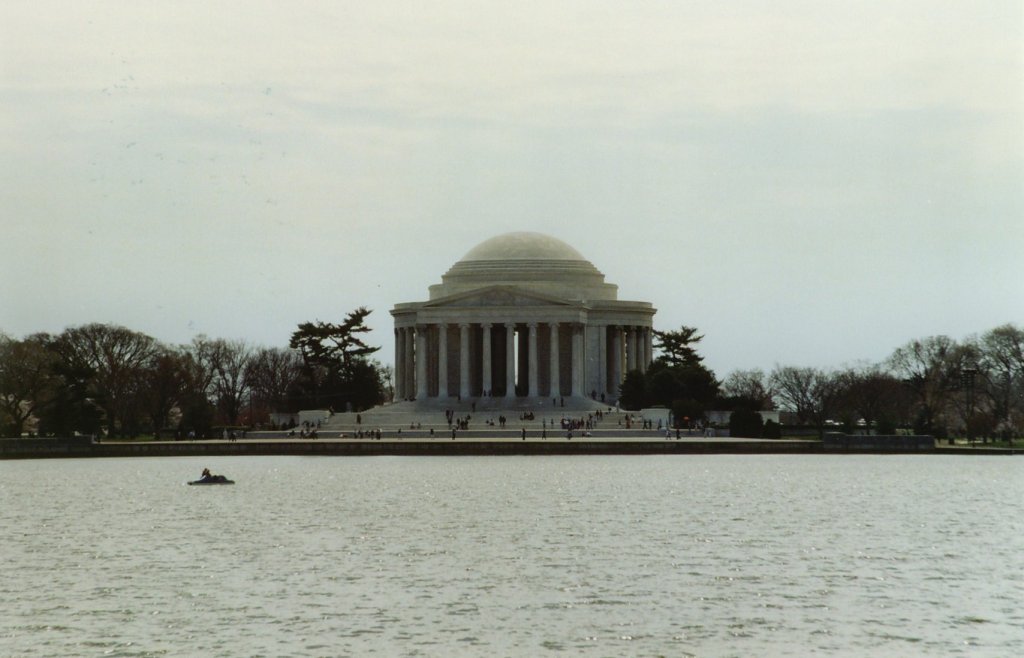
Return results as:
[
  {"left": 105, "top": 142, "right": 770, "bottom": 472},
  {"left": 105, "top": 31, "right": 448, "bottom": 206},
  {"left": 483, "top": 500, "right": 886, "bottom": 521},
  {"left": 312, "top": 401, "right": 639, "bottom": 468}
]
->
[{"left": 1, "top": 436, "right": 1018, "bottom": 459}]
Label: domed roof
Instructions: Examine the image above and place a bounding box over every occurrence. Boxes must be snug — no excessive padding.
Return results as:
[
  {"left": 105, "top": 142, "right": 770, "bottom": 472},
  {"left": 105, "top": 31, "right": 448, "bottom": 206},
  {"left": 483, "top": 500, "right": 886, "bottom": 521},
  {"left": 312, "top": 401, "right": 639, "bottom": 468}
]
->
[
  {"left": 460, "top": 232, "right": 587, "bottom": 262},
  {"left": 429, "top": 232, "right": 618, "bottom": 302}
]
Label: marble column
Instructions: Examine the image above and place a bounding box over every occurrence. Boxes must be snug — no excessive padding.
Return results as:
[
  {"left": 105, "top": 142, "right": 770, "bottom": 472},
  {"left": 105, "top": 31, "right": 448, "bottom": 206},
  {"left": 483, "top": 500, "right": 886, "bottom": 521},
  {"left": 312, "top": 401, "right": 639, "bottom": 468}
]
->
[
  {"left": 481, "top": 323, "right": 492, "bottom": 396},
  {"left": 437, "top": 324, "right": 448, "bottom": 399},
  {"left": 527, "top": 322, "right": 539, "bottom": 397},
  {"left": 415, "top": 325, "right": 428, "bottom": 400},
  {"left": 632, "top": 328, "right": 640, "bottom": 371},
  {"left": 598, "top": 325, "right": 607, "bottom": 398},
  {"left": 634, "top": 327, "right": 643, "bottom": 373},
  {"left": 610, "top": 326, "right": 622, "bottom": 397},
  {"left": 571, "top": 324, "right": 583, "bottom": 396},
  {"left": 645, "top": 327, "right": 653, "bottom": 372},
  {"left": 404, "top": 328, "right": 415, "bottom": 400},
  {"left": 459, "top": 323, "right": 471, "bottom": 399},
  {"left": 549, "top": 322, "right": 560, "bottom": 398},
  {"left": 638, "top": 327, "right": 648, "bottom": 373},
  {"left": 622, "top": 327, "right": 630, "bottom": 372},
  {"left": 505, "top": 322, "right": 516, "bottom": 398},
  {"left": 394, "top": 328, "right": 404, "bottom": 400}
]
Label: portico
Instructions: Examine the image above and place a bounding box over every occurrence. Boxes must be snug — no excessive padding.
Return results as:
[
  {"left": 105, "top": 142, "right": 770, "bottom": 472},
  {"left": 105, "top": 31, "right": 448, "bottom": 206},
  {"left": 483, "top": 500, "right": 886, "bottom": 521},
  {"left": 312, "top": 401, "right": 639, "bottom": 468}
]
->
[{"left": 392, "top": 233, "right": 655, "bottom": 405}]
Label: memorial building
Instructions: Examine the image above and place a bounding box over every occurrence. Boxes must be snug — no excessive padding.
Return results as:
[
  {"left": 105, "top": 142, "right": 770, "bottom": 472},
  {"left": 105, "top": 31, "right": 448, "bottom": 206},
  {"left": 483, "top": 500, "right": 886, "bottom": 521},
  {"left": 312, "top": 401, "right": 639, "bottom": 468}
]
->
[{"left": 391, "top": 232, "right": 655, "bottom": 405}]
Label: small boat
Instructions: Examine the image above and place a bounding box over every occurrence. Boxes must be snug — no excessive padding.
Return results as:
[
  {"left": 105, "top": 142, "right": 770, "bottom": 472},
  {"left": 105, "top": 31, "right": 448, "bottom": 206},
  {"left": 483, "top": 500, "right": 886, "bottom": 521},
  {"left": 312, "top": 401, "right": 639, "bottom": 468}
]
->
[{"left": 188, "top": 474, "right": 234, "bottom": 485}]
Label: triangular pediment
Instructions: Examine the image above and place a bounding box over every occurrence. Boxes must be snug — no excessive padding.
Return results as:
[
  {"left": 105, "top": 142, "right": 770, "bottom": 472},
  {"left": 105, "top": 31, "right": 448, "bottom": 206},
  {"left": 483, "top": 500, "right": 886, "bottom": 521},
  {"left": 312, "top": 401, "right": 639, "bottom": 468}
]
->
[{"left": 425, "top": 285, "right": 578, "bottom": 309}]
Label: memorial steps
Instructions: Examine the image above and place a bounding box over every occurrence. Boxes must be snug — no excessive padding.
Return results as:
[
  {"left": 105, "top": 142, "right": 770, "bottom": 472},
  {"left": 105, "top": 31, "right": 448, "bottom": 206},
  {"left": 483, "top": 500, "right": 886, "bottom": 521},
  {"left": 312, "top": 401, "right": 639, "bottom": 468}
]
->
[
  {"left": 250, "top": 399, "right": 661, "bottom": 438},
  {"left": 322, "top": 398, "right": 634, "bottom": 433}
]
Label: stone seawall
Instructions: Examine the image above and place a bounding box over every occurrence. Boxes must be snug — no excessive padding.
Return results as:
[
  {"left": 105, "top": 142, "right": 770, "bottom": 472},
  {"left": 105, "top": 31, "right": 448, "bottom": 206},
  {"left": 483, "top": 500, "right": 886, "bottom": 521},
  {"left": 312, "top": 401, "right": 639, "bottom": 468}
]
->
[
  {"left": 0, "top": 436, "right": 96, "bottom": 458},
  {"left": 4, "top": 437, "right": 1015, "bottom": 459},
  {"left": 823, "top": 433, "right": 936, "bottom": 451},
  {"left": 3, "top": 437, "right": 820, "bottom": 459}
]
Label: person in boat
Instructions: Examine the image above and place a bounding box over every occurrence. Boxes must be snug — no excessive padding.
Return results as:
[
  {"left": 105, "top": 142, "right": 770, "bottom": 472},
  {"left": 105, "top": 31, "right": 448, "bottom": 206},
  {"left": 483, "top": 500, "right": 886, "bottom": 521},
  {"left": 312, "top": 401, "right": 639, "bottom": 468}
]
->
[{"left": 200, "top": 467, "right": 211, "bottom": 481}]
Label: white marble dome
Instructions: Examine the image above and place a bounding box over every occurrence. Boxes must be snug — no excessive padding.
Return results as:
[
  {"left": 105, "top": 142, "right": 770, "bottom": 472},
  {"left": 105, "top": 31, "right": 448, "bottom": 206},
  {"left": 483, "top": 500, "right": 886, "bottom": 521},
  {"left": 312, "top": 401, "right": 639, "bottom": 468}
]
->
[
  {"left": 428, "top": 232, "right": 618, "bottom": 301},
  {"left": 459, "top": 232, "right": 587, "bottom": 262}
]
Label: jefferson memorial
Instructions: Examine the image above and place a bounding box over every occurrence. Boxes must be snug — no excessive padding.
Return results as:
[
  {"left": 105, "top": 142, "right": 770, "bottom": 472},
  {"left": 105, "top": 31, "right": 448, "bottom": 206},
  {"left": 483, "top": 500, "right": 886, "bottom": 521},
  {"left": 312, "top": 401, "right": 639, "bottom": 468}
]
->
[{"left": 391, "top": 232, "right": 655, "bottom": 406}]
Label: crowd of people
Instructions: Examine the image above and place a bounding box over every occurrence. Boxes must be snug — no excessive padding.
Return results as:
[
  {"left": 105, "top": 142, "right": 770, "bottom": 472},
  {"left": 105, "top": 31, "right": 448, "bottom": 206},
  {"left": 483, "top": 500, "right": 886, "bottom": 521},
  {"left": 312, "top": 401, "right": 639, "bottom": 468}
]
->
[{"left": 183, "top": 405, "right": 696, "bottom": 442}]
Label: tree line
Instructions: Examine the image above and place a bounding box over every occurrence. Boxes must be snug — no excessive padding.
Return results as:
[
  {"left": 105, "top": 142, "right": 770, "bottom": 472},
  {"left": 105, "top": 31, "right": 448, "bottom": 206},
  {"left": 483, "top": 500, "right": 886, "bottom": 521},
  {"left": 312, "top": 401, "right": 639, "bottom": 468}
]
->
[
  {"left": 618, "top": 323, "right": 1024, "bottom": 440},
  {"left": 3, "top": 313, "right": 1021, "bottom": 440},
  {"left": 0, "top": 308, "right": 389, "bottom": 438}
]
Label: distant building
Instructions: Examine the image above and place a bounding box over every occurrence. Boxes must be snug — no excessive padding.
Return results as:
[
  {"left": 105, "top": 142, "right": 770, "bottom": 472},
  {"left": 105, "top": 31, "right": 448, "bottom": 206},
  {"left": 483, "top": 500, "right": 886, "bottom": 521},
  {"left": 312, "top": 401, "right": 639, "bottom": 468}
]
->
[
  {"left": 391, "top": 232, "right": 656, "bottom": 404},
  {"left": 705, "top": 410, "right": 782, "bottom": 426}
]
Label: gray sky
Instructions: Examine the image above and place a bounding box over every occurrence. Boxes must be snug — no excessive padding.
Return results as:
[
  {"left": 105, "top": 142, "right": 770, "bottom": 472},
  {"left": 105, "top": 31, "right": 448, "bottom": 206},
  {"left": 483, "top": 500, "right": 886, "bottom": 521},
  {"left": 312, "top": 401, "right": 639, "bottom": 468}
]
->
[{"left": 2, "top": 1, "right": 1022, "bottom": 378}]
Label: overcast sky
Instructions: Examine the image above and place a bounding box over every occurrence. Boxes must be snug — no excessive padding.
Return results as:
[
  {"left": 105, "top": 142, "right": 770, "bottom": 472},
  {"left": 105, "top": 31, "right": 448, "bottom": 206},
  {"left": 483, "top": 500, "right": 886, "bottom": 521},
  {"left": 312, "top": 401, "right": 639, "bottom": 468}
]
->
[{"left": 2, "top": 1, "right": 1021, "bottom": 377}]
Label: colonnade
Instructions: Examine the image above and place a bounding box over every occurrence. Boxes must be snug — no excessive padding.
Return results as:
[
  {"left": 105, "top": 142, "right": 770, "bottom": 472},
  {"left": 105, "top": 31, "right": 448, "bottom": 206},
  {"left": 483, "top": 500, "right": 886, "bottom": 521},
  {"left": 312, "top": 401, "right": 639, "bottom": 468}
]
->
[{"left": 394, "top": 321, "right": 652, "bottom": 402}]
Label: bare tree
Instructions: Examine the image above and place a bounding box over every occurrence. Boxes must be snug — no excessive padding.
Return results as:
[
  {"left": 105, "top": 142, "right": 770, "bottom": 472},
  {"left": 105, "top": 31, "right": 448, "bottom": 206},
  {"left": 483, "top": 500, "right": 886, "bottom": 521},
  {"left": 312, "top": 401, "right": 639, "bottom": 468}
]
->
[
  {"left": 140, "top": 347, "right": 191, "bottom": 438},
  {"left": 770, "top": 366, "right": 843, "bottom": 438},
  {"left": 183, "top": 336, "right": 218, "bottom": 400},
  {"left": 888, "top": 335, "right": 958, "bottom": 435},
  {"left": 833, "top": 365, "right": 908, "bottom": 434},
  {"left": 0, "top": 333, "right": 61, "bottom": 436},
  {"left": 55, "top": 324, "right": 158, "bottom": 437},
  {"left": 945, "top": 339, "right": 987, "bottom": 440},
  {"left": 175, "top": 337, "right": 220, "bottom": 438},
  {"left": 207, "top": 338, "right": 253, "bottom": 426},
  {"left": 246, "top": 346, "right": 303, "bottom": 419},
  {"left": 721, "top": 368, "right": 774, "bottom": 410},
  {"left": 378, "top": 362, "right": 395, "bottom": 402},
  {"left": 979, "top": 324, "right": 1024, "bottom": 438}
]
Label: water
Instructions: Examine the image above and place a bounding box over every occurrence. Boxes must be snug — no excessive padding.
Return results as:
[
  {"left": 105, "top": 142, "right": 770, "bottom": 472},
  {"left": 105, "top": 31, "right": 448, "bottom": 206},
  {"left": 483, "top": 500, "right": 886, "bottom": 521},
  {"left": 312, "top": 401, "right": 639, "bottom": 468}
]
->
[{"left": 1, "top": 455, "right": 1021, "bottom": 657}]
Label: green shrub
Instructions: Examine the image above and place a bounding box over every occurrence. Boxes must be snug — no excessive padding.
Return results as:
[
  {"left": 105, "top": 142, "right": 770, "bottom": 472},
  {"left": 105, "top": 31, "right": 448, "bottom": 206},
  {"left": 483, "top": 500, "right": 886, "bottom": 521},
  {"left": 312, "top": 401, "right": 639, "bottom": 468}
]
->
[{"left": 729, "top": 408, "right": 763, "bottom": 438}]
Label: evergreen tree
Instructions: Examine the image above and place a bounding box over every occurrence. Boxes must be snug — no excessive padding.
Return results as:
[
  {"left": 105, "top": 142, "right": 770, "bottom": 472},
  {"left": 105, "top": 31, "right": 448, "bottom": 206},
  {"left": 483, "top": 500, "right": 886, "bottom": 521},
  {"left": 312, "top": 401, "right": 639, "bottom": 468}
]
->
[
  {"left": 618, "top": 370, "right": 648, "bottom": 410},
  {"left": 729, "top": 408, "right": 764, "bottom": 438},
  {"left": 620, "top": 326, "right": 719, "bottom": 421},
  {"left": 289, "top": 307, "right": 384, "bottom": 412},
  {"left": 653, "top": 326, "right": 705, "bottom": 368}
]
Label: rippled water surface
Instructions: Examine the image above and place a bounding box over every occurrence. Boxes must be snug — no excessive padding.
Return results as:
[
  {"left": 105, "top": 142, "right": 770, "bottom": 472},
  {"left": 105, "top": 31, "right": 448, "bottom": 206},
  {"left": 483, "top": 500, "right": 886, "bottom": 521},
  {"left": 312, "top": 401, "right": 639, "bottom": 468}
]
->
[{"left": 2, "top": 455, "right": 1022, "bottom": 657}]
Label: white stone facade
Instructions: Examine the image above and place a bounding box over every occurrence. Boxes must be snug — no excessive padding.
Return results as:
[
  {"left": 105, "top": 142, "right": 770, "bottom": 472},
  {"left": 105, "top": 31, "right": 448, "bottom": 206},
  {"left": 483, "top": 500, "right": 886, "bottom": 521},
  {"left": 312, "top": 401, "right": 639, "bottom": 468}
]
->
[{"left": 391, "top": 233, "right": 655, "bottom": 404}]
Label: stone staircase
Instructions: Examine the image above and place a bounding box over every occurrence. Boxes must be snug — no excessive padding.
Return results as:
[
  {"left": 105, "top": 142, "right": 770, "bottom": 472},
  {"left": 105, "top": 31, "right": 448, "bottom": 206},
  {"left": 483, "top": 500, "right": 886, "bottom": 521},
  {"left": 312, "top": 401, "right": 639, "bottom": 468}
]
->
[{"left": 251, "top": 398, "right": 669, "bottom": 439}]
